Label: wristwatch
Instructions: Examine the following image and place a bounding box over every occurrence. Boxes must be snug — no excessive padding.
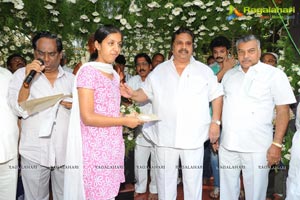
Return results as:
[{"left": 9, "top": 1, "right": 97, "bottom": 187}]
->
[{"left": 211, "top": 120, "right": 221, "bottom": 126}]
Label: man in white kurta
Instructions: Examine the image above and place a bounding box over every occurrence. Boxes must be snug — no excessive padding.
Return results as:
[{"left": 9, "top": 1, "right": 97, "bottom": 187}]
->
[
  {"left": 127, "top": 53, "right": 158, "bottom": 198},
  {"left": 220, "top": 35, "right": 296, "bottom": 200},
  {"left": 8, "top": 31, "right": 74, "bottom": 200},
  {"left": 121, "top": 27, "right": 223, "bottom": 200},
  {"left": 0, "top": 67, "right": 19, "bottom": 200},
  {"left": 286, "top": 103, "right": 300, "bottom": 200}
]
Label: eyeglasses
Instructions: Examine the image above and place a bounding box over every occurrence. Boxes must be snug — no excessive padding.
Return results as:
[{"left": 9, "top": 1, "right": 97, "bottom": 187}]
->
[
  {"left": 35, "top": 49, "right": 58, "bottom": 58},
  {"left": 136, "top": 62, "right": 149, "bottom": 67}
]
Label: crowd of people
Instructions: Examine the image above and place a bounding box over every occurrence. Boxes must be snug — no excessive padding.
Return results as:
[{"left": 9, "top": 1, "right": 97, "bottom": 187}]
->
[{"left": 0, "top": 24, "right": 299, "bottom": 200}]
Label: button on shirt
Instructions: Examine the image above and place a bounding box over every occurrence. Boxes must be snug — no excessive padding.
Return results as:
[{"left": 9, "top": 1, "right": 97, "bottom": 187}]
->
[
  {"left": 221, "top": 62, "right": 296, "bottom": 152},
  {"left": 142, "top": 56, "right": 223, "bottom": 149},
  {"left": 0, "top": 67, "right": 19, "bottom": 163},
  {"left": 8, "top": 66, "right": 74, "bottom": 167}
]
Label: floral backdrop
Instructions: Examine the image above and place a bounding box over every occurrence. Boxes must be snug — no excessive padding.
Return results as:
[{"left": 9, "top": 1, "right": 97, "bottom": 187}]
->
[{"left": 0, "top": 0, "right": 299, "bottom": 93}]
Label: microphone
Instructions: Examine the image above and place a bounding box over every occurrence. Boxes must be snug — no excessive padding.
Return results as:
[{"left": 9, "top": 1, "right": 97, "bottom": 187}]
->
[{"left": 23, "top": 58, "right": 44, "bottom": 88}]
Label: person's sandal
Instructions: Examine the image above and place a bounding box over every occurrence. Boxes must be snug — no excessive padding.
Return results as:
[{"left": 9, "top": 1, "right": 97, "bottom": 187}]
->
[{"left": 209, "top": 187, "right": 220, "bottom": 199}]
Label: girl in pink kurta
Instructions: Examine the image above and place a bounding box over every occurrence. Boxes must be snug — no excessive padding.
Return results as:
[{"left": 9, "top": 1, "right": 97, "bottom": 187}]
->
[
  {"left": 77, "top": 65, "right": 125, "bottom": 199},
  {"left": 66, "top": 25, "right": 141, "bottom": 200}
]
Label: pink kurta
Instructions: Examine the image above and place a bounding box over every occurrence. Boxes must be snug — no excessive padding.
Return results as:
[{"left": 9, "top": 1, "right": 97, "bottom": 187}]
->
[{"left": 77, "top": 65, "right": 125, "bottom": 200}]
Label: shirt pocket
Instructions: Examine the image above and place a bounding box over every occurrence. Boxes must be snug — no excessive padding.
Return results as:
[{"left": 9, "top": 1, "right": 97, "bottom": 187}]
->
[
  {"left": 247, "top": 80, "right": 269, "bottom": 100},
  {"left": 187, "top": 76, "right": 208, "bottom": 95}
]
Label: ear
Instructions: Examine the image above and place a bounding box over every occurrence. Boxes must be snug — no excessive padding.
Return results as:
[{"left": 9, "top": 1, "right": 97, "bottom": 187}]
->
[{"left": 94, "top": 40, "right": 101, "bottom": 51}]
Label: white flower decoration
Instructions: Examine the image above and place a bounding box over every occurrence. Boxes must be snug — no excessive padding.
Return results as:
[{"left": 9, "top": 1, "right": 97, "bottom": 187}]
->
[
  {"left": 93, "top": 17, "right": 101, "bottom": 23},
  {"left": 129, "top": 1, "right": 141, "bottom": 13},
  {"left": 193, "top": 0, "right": 204, "bottom": 7},
  {"left": 216, "top": 7, "right": 224, "bottom": 12},
  {"left": 164, "top": 2, "right": 174, "bottom": 9},
  {"left": 51, "top": 17, "right": 58, "bottom": 22},
  {"left": 234, "top": 0, "right": 242, "bottom": 4},
  {"left": 10, "top": 45, "right": 16, "bottom": 51},
  {"left": 88, "top": 0, "right": 97, "bottom": 3},
  {"left": 187, "top": 17, "right": 196, "bottom": 23},
  {"left": 188, "top": 11, "right": 197, "bottom": 16},
  {"left": 127, "top": 133, "right": 134, "bottom": 141},
  {"left": 120, "top": 18, "right": 127, "bottom": 25},
  {"left": 222, "top": 1, "right": 230, "bottom": 7},
  {"left": 16, "top": 41, "right": 21, "bottom": 47},
  {"left": 181, "top": 16, "right": 187, "bottom": 20},
  {"left": 201, "top": 16, "right": 207, "bottom": 20},
  {"left": 284, "top": 154, "right": 291, "bottom": 161},
  {"left": 209, "top": 32, "right": 215, "bottom": 36},
  {"left": 172, "top": 7, "right": 183, "bottom": 16},
  {"left": 206, "top": 1, "right": 215, "bottom": 6},
  {"left": 13, "top": 0, "right": 24, "bottom": 10},
  {"left": 147, "top": 18, "right": 153, "bottom": 23},
  {"left": 25, "top": 21, "right": 32, "bottom": 27},
  {"left": 47, "top": 0, "right": 57, "bottom": 3},
  {"left": 92, "top": 11, "right": 99, "bottom": 16},
  {"left": 125, "top": 23, "right": 132, "bottom": 29},
  {"left": 80, "top": 14, "right": 88, "bottom": 20},
  {"left": 183, "top": 2, "right": 193, "bottom": 7},
  {"left": 147, "top": 1, "right": 160, "bottom": 8},
  {"left": 114, "top": 15, "right": 122, "bottom": 20},
  {"left": 79, "top": 28, "right": 88, "bottom": 33},
  {"left": 50, "top": 10, "right": 60, "bottom": 16},
  {"left": 44, "top": 4, "right": 54, "bottom": 10}
]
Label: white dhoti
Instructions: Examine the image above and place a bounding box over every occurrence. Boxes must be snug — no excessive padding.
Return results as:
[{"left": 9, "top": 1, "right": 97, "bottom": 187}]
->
[
  {"left": 0, "top": 157, "right": 18, "bottom": 200},
  {"left": 21, "top": 156, "right": 64, "bottom": 200},
  {"left": 134, "top": 144, "right": 157, "bottom": 194},
  {"left": 154, "top": 146, "right": 203, "bottom": 200},
  {"left": 219, "top": 146, "right": 269, "bottom": 200}
]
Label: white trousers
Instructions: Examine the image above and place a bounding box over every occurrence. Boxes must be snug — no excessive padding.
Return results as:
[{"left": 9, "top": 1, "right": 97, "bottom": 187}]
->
[
  {"left": 286, "top": 131, "right": 300, "bottom": 200},
  {"left": 219, "top": 146, "right": 269, "bottom": 200},
  {"left": 134, "top": 144, "right": 157, "bottom": 194},
  {"left": 0, "top": 157, "right": 18, "bottom": 200},
  {"left": 154, "top": 146, "right": 203, "bottom": 200},
  {"left": 21, "top": 156, "right": 64, "bottom": 200}
]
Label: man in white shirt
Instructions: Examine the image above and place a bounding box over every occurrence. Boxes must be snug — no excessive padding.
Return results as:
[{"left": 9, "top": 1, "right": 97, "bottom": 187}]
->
[
  {"left": 219, "top": 35, "right": 296, "bottom": 200},
  {"left": 121, "top": 27, "right": 223, "bottom": 200},
  {"left": 127, "top": 53, "right": 158, "bottom": 199},
  {"left": 0, "top": 67, "right": 19, "bottom": 200},
  {"left": 286, "top": 103, "right": 300, "bottom": 200},
  {"left": 8, "top": 31, "right": 74, "bottom": 200}
]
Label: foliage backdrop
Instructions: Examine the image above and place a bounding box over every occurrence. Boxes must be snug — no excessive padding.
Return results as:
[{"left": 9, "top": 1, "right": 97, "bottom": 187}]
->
[{"left": 0, "top": 0, "right": 299, "bottom": 92}]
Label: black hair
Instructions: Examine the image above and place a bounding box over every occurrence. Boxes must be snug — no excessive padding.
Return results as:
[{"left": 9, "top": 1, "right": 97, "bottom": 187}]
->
[
  {"left": 134, "top": 53, "right": 152, "bottom": 65},
  {"left": 94, "top": 25, "right": 122, "bottom": 44},
  {"left": 171, "top": 27, "right": 194, "bottom": 49},
  {"left": 152, "top": 52, "right": 165, "bottom": 61},
  {"left": 6, "top": 53, "right": 26, "bottom": 68},
  {"left": 209, "top": 36, "right": 231, "bottom": 51},
  {"left": 32, "top": 31, "right": 63, "bottom": 52},
  {"left": 115, "top": 54, "right": 126, "bottom": 65}
]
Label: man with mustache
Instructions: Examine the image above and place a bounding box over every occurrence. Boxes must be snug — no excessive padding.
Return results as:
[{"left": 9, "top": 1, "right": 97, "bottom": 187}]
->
[
  {"left": 121, "top": 27, "right": 223, "bottom": 200},
  {"left": 219, "top": 35, "right": 296, "bottom": 200},
  {"left": 208, "top": 35, "right": 238, "bottom": 199},
  {"left": 127, "top": 53, "right": 158, "bottom": 200},
  {"left": 209, "top": 36, "right": 237, "bottom": 82}
]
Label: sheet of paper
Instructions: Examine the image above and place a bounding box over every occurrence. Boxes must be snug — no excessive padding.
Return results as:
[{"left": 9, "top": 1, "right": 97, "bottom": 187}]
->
[
  {"left": 19, "top": 94, "right": 72, "bottom": 115},
  {"left": 138, "top": 114, "right": 160, "bottom": 122}
]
